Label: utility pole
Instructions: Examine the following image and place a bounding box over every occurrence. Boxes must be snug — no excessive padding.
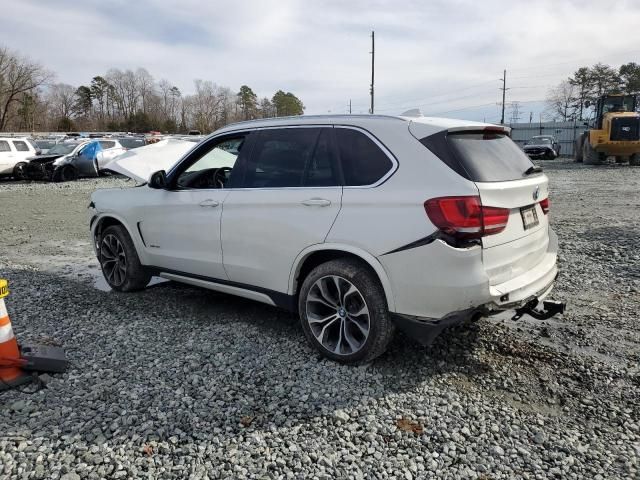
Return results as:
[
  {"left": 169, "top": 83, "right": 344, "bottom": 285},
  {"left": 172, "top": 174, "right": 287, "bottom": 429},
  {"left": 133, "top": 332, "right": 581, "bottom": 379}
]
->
[
  {"left": 529, "top": 111, "right": 533, "bottom": 123},
  {"left": 370, "top": 31, "right": 375, "bottom": 114},
  {"left": 499, "top": 69, "right": 508, "bottom": 124},
  {"left": 348, "top": 99, "right": 352, "bottom": 114}
]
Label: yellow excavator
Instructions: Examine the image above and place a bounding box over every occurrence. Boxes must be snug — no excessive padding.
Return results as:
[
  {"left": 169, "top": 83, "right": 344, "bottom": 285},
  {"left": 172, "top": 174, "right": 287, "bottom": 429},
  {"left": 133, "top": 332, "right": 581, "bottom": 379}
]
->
[{"left": 575, "top": 94, "right": 640, "bottom": 165}]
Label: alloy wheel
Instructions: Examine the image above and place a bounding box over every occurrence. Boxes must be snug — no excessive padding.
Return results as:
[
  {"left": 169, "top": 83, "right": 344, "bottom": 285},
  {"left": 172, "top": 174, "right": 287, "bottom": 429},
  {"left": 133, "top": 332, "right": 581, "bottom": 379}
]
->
[
  {"left": 101, "top": 234, "right": 127, "bottom": 287},
  {"left": 306, "top": 275, "right": 370, "bottom": 355}
]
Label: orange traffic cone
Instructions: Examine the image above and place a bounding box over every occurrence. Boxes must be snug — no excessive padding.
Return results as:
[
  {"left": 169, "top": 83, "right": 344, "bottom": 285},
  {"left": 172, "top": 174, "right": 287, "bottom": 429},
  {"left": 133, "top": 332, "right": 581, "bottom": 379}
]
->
[{"left": 0, "top": 279, "right": 29, "bottom": 390}]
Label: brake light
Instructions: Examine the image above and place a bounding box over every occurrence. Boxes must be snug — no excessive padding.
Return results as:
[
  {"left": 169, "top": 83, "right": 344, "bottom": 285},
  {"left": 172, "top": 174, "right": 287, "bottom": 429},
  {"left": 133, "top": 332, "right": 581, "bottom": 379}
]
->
[
  {"left": 540, "top": 197, "right": 550, "bottom": 215},
  {"left": 424, "top": 196, "right": 509, "bottom": 239}
]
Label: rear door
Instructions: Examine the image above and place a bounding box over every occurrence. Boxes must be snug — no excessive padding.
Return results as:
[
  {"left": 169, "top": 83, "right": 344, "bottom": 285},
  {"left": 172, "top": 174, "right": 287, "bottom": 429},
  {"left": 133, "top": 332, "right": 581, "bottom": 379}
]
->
[
  {"left": 445, "top": 131, "right": 550, "bottom": 285},
  {"left": 221, "top": 127, "right": 342, "bottom": 294},
  {"left": 10, "top": 140, "right": 32, "bottom": 161}
]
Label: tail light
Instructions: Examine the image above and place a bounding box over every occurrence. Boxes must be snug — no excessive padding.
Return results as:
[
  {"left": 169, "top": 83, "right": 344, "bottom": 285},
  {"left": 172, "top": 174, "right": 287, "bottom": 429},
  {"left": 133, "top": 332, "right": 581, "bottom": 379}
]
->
[
  {"left": 424, "top": 196, "right": 509, "bottom": 240},
  {"left": 540, "top": 197, "right": 550, "bottom": 215}
]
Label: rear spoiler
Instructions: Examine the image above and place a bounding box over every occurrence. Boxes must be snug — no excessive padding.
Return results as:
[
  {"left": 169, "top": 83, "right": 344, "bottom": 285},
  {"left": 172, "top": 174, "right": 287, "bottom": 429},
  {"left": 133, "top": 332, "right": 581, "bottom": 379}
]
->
[{"left": 447, "top": 125, "right": 512, "bottom": 136}]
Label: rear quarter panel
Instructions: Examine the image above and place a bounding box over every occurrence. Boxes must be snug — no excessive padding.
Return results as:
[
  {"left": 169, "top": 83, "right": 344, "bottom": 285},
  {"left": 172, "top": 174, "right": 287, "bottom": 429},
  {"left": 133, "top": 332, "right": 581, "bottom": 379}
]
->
[{"left": 326, "top": 122, "right": 478, "bottom": 256}]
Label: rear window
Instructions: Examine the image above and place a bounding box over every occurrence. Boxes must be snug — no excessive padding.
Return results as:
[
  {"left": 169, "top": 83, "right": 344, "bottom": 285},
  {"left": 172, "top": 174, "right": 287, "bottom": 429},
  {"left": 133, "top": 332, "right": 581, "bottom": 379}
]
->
[
  {"left": 335, "top": 128, "right": 393, "bottom": 186},
  {"left": 421, "top": 131, "right": 535, "bottom": 182},
  {"left": 12, "top": 140, "right": 29, "bottom": 152}
]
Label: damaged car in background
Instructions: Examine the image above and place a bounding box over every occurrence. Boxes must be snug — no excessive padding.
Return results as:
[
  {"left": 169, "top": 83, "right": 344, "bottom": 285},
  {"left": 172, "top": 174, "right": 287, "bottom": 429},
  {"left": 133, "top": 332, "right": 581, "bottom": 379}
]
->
[
  {"left": 24, "top": 140, "right": 125, "bottom": 182},
  {"left": 523, "top": 135, "right": 561, "bottom": 160}
]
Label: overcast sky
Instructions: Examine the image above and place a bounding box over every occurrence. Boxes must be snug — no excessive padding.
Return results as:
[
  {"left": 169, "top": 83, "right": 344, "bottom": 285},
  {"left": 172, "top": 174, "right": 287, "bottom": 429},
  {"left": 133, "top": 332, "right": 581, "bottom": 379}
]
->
[{"left": 3, "top": 0, "right": 640, "bottom": 123}]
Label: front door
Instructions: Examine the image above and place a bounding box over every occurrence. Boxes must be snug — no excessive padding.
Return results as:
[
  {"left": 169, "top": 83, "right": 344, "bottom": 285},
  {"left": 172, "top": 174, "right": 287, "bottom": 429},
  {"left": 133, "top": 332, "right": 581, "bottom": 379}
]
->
[
  {"left": 137, "top": 188, "right": 229, "bottom": 278},
  {"left": 137, "top": 134, "right": 249, "bottom": 280}
]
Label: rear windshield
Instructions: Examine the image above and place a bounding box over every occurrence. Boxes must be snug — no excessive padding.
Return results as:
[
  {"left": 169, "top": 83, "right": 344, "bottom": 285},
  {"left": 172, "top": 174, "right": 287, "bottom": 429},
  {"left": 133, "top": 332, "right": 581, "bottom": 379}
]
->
[
  {"left": 118, "top": 138, "right": 145, "bottom": 149},
  {"left": 421, "top": 131, "right": 535, "bottom": 182}
]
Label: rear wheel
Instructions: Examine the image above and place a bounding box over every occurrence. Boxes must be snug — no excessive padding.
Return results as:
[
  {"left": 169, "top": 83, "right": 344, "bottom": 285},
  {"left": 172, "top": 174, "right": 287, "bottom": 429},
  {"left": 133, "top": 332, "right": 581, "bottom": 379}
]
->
[
  {"left": 630, "top": 154, "right": 640, "bottom": 166},
  {"left": 98, "top": 225, "right": 151, "bottom": 292},
  {"left": 583, "top": 141, "right": 601, "bottom": 165},
  {"left": 298, "top": 258, "right": 395, "bottom": 364},
  {"left": 12, "top": 162, "right": 27, "bottom": 180}
]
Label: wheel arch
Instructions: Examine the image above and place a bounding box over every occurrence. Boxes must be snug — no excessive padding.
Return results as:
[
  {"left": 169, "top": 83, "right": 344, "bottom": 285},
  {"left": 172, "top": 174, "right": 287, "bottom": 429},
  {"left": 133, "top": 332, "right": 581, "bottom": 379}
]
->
[
  {"left": 91, "top": 213, "right": 143, "bottom": 259},
  {"left": 289, "top": 244, "right": 396, "bottom": 312}
]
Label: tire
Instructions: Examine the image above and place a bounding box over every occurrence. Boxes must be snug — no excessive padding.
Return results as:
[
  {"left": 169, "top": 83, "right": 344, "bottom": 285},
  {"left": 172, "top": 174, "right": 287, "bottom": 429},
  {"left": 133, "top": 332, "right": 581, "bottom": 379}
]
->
[
  {"left": 583, "top": 141, "right": 601, "bottom": 165},
  {"left": 630, "top": 154, "right": 640, "bottom": 166},
  {"left": 12, "top": 162, "right": 27, "bottom": 180},
  {"left": 574, "top": 136, "right": 584, "bottom": 163},
  {"left": 298, "top": 258, "right": 395, "bottom": 364},
  {"left": 98, "top": 225, "right": 151, "bottom": 292},
  {"left": 52, "top": 165, "right": 78, "bottom": 182}
]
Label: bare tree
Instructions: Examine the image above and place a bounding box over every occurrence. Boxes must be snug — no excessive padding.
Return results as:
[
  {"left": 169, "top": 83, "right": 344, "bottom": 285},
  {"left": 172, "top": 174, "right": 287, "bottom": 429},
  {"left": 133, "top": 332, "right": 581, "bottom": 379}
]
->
[
  {"left": 107, "top": 68, "right": 139, "bottom": 119},
  {"left": 0, "top": 46, "right": 51, "bottom": 131},
  {"left": 546, "top": 81, "right": 576, "bottom": 121},
  {"left": 46, "top": 83, "right": 76, "bottom": 120},
  {"left": 184, "top": 80, "right": 232, "bottom": 133},
  {"left": 136, "top": 67, "right": 155, "bottom": 114}
]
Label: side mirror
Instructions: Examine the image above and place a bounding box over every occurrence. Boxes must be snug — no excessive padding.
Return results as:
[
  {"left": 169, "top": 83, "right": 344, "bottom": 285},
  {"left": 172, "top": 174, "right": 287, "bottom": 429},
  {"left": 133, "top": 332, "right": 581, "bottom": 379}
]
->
[{"left": 149, "top": 170, "right": 168, "bottom": 189}]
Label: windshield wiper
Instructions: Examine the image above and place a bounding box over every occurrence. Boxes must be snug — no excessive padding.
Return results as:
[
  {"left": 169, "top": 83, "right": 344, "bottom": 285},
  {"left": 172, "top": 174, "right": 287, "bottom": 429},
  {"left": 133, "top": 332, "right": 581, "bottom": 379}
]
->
[{"left": 524, "top": 165, "right": 543, "bottom": 176}]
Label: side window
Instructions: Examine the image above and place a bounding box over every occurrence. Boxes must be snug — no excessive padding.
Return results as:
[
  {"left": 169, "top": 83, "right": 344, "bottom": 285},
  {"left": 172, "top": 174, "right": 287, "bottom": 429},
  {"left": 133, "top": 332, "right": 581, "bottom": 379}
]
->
[
  {"left": 335, "top": 128, "right": 393, "bottom": 186},
  {"left": 176, "top": 136, "right": 246, "bottom": 189},
  {"left": 12, "top": 141, "right": 29, "bottom": 152},
  {"left": 242, "top": 128, "right": 319, "bottom": 188},
  {"left": 0, "top": 141, "right": 10, "bottom": 152},
  {"left": 303, "top": 128, "right": 340, "bottom": 187},
  {"left": 99, "top": 141, "right": 115, "bottom": 149}
]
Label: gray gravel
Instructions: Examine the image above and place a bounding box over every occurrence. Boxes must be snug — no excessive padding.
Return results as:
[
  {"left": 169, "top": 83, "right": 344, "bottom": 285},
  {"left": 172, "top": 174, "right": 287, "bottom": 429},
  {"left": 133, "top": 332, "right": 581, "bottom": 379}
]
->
[{"left": 0, "top": 164, "right": 638, "bottom": 479}]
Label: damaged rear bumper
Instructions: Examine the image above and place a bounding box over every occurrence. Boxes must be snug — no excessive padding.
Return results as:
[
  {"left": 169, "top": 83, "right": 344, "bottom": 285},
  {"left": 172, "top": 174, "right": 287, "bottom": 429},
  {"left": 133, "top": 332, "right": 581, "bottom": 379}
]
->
[
  {"left": 392, "top": 307, "right": 482, "bottom": 345},
  {"left": 392, "top": 277, "right": 563, "bottom": 346}
]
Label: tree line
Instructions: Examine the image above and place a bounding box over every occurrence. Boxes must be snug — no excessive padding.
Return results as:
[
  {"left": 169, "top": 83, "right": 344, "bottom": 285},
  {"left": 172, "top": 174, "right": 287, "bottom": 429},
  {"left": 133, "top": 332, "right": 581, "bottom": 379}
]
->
[
  {"left": 546, "top": 62, "right": 640, "bottom": 121},
  {"left": 0, "top": 45, "right": 305, "bottom": 133}
]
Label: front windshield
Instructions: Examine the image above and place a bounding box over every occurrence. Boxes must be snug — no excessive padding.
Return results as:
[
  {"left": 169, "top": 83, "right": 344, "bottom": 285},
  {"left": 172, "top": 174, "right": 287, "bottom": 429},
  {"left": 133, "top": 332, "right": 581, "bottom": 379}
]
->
[
  {"left": 532, "top": 137, "right": 552, "bottom": 145},
  {"left": 47, "top": 143, "right": 77, "bottom": 155},
  {"left": 602, "top": 96, "right": 635, "bottom": 114}
]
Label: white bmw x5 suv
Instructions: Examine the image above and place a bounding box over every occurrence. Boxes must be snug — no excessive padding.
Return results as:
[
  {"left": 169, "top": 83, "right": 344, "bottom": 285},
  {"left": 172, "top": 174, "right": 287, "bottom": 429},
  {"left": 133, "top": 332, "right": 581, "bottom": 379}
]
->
[{"left": 90, "top": 115, "right": 561, "bottom": 363}]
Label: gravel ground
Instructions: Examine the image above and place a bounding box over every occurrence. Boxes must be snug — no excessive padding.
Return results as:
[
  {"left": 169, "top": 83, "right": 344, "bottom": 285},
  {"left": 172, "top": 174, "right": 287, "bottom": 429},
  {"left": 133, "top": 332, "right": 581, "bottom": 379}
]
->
[{"left": 0, "top": 163, "right": 638, "bottom": 479}]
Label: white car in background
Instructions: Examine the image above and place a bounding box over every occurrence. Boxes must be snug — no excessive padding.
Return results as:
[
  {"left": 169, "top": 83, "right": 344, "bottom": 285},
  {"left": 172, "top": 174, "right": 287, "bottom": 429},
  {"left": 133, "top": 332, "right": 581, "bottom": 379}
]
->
[
  {"left": 90, "top": 115, "right": 563, "bottom": 363},
  {"left": 95, "top": 139, "right": 127, "bottom": 170},
  {"left": 0, "top": 137, "right": 39, "bottom": 179}
]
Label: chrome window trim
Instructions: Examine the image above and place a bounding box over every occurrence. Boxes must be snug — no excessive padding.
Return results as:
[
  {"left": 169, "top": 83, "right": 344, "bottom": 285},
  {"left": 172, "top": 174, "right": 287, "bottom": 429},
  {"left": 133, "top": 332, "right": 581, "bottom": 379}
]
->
[{"left": 167, "top": 123, "right": 398, "bottom": 191}]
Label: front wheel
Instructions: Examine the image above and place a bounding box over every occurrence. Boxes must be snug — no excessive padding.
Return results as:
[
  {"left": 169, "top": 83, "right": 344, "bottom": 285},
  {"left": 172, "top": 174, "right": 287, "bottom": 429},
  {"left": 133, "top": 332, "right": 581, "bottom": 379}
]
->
[
  {"left": 52, "top": 165, "right": 78, "bottom": 182},
  {"left": 583, "top": 141, "right": 601, "bottom": 165},
  {"left": 98, "top": 225, "right": 151, "bottom": 292},
  {"left": 298, "top": 258, "right": 395, "bottom": 364}
]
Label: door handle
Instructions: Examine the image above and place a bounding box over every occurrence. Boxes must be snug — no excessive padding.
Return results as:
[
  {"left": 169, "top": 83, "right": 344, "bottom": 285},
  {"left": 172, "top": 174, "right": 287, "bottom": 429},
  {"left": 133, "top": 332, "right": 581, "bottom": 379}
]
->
[
  {"left": 302, "top": 198, "right": 331, "bottom": 207},
  {"left": 199, "top": 199, "right": 219, "bottom": 208}
]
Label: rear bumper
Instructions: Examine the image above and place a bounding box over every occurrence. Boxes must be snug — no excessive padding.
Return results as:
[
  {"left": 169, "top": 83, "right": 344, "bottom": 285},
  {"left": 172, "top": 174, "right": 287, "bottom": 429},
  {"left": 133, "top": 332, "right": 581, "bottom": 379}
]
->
[
  {"left": 380, "top": 228, "right": 559, "bottom": 342},
  {"left": 487, "top": 230, "right": 558, "bottom": 309},
  {"left": 392, "top": 308, "right": 480, "bottom": 345}
]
